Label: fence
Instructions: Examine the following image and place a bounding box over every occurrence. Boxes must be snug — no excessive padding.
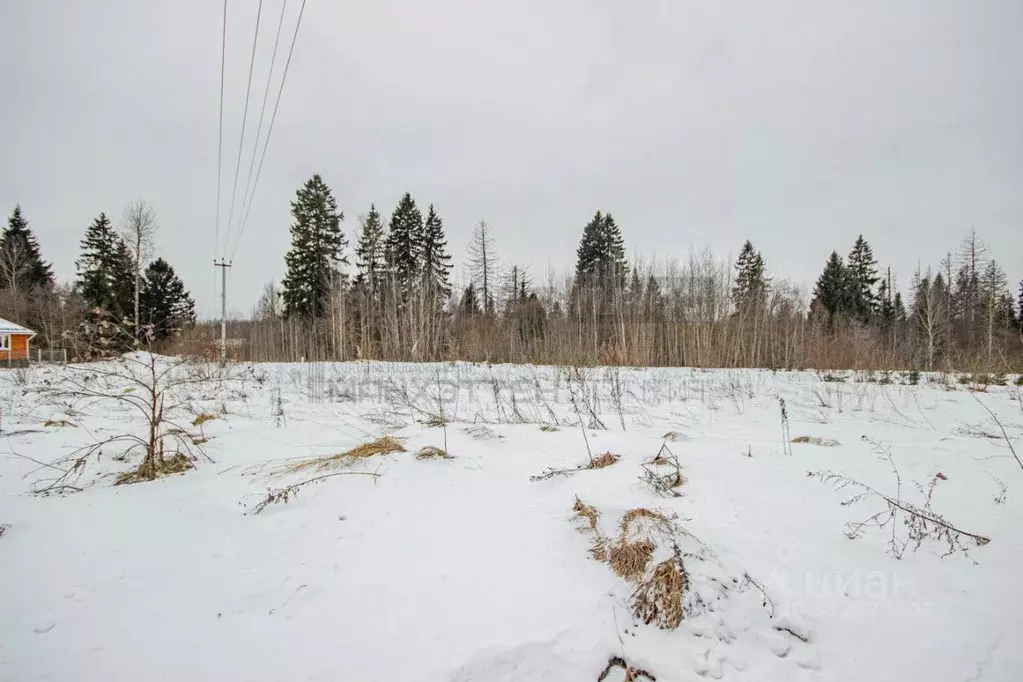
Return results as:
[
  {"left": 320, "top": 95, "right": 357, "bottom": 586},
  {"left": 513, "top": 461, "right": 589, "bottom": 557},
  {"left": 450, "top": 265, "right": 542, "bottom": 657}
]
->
[{"left": 34, "top": 348, "right": 67, "bottom": 364}]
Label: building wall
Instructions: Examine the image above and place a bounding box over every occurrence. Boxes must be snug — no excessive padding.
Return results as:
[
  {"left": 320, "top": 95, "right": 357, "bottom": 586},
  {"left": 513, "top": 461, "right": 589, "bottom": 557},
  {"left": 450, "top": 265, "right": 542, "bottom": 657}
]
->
[{"left": 0, "top": 333, "right": 31, "bottom": 362}]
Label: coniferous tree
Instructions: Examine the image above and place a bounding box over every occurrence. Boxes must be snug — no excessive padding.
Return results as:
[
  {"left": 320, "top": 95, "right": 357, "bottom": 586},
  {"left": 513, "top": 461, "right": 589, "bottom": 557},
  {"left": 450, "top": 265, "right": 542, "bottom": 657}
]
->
[
  {"left": 459, "top": 282, "right": 481, "bottom": 317},
  {"left": 811, "top": 251, "right": 849, "bottom": 321},
  {"left": 281, "top": 175, "right": 347, "bottom": 318},
  {"left": 0, "top": 205, "right": 54, "bottom": 292},
  {"left": 979, "top": 259, "right": 1011, "bottom": 359},
  {"left": 731, "top": 240, "right": 768, "bottom": 313},
  {"left": 466, "top": 220, "right": 499, "bottom": 315},
  {"left": 845, "top": 235, "right": 879, "bottom": 324},
  {"left": 419, "top": 204, "right": 452, "bottom": 297},
  {"left": 76, "top": 213, "right": 125, "bottom": 313},
  {"left": 574, "top": 211, "right": 628, "bottom": 284},
  {"left": 353, "top": 204, "right": 387, "bottom": 295},
  {"left": 140, "top": 258, "right": 196, "bottom": 340},
  {"left": 384, "top": 192, "right": 423, "bottom": 295},
  {"left": 1017, "top": 279, "right": 1023, "bottom": 330}
]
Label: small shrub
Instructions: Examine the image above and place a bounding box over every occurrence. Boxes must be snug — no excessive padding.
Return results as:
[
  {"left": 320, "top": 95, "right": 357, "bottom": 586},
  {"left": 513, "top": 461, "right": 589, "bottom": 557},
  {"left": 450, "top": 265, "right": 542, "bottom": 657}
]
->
[
  {"left": 906, "top": 370, "right": 920, "bottom": 386},
  {"left": 991, "top": 373, "right": 1008, "bottom": 387},
  {"left": 822, "top": 373, "right": 846, "bottom": 383},
  {"left": 878, "top": 371, "right": 893, "bottom": 385},
  {"left": 1015, "top": 376, "right": 1023, "bottom": 387}
]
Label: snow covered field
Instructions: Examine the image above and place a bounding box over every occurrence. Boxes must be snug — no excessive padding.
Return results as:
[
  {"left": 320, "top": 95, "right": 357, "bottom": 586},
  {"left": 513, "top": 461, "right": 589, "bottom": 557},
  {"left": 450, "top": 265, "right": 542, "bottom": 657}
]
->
[{"left": 1, "top": 358, "right": 1021, "bottom": 682}]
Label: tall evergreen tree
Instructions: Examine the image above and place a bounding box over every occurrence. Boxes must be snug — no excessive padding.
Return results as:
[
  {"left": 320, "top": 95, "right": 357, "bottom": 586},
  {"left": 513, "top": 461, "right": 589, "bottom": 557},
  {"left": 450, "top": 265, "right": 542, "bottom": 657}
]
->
[
  {"left": 845, "top": 235, "right": 879, "bottom": 324},
  {"left": 1017, "top": 279, "right": 1023, "bottom": 330},
  {"left": 281, "top": 175, "right": 347, "bottom": 318},
  {"left": 0, "top": 205, "right": 54, "bottom": 292},
  {"left": 574, "top": 211, "right": 628, "bottom": 284},
  {"left": 731, "top": 240, "right": 768, "bottom": 313},
  {"left": 76, "top": 213, "right": 123, "bottom": 311},
  {"left": 384, "top": 192, "right": 423, "bottom": 294},
  {"left": 140, "top": 258, "right": 196, "bottom": 341},
  {"left": 419, "top": 204, "right": 452, "bottom": 297},
  {"left": 353, "top": 204, "right": 387, "bottom": 294},
  {"left": 811, "top": 251, "right": 849, "bottom": 321},
  {"left": 459, "top": 282, "right": 481, "bottom": 317}
]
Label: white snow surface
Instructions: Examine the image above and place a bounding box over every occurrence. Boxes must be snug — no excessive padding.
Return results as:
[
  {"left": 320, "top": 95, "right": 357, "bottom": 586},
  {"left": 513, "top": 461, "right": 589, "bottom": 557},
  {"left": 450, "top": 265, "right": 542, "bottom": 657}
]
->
[{"left": 1, "top": 359, "right": 1021, "bottom": 681}]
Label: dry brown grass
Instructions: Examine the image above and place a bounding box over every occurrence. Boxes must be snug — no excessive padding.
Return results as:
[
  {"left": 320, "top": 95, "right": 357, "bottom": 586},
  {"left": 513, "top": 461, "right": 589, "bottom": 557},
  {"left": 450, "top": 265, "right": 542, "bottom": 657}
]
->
[
  {"left": 43, "top": 419, "right": 75, "bottom": 428},
  {"left": 573, "top": 496, "right": 600, "bottom": 532},
  {"left": 539, "top": 424, "right": 559, "bottom": 432},
  {"left": 598, "top": 656, "right": 656, "bottom": 682},
  {"left": 115, "top": 452, "right": 193, "bottom": 486},
  {"left": 192, "top": 412, "right": 218, "bottom": 427},
  {"left": 609, "top": 539, "right": 655, "bottom": 581},
  {"left": 791, "top": 436, "right": 840, "bottom": 447},
  {"left": 282, "top": 436, "right": 406, "bottom": 474},
  {"left": 587, "top": 452, "right": 620, "bottom": 469},
  {"left": 416, "top": 445, "right": 452, "bottom": 460},
  {"left": 631, "top": 555, "right": 688, "bottom": 630}
]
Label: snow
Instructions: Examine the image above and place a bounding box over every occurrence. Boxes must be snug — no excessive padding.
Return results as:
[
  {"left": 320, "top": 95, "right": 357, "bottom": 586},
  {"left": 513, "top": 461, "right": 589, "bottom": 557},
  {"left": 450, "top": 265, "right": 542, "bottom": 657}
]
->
[{"left": 1, "top": 361, "right": 1021, "bottom": 681}]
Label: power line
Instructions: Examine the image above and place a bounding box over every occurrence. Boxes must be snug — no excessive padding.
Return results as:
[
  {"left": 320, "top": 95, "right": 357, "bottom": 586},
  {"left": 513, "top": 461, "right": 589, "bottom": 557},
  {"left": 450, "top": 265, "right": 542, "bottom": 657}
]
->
[
  {"left": 229, "top": 0, "right": 308, "bottom": 261},
  {"left": 214, "top": 0, "right": 228, "bottom": 260},
  {"left": 222, "top": 0, "right": 265, "bottom": 259},
  {"left": 235, "top": 0, "right": 289, "bottom": 247}
]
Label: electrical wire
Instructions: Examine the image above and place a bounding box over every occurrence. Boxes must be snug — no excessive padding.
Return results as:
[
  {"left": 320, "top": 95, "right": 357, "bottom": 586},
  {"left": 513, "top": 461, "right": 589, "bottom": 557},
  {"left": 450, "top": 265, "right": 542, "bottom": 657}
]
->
[
  {"left": 229, "top": 0, "right": 308, "bottom": 262},
  {"left": 235, "top": 0, "right": 289, "bottom": 246},
  {"left": 222, "top": 0, "right": 265, "bottom": 258}
]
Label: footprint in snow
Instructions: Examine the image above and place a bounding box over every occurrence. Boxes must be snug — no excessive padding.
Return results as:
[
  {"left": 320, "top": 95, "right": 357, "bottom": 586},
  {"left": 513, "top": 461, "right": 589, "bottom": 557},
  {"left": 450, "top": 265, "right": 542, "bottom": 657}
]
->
[{"left": 33, "top": 621, "right": 57, "bottom": 634}]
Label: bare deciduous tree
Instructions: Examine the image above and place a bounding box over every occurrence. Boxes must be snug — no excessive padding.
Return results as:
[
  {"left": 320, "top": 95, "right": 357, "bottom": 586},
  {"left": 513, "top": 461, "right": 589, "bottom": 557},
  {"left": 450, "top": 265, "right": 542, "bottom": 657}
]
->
[{"left": 120, "top": 201, "right": 159, "bottom": 339}]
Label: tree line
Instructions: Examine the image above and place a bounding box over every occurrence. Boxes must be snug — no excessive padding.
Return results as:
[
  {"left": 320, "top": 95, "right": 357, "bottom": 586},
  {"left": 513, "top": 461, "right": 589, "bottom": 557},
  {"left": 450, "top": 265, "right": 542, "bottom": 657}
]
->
[
  {"left": 0, "top": 203, "right": 195, "bottom": 357},
  {"left": 223, "top": 174, "right": 1022, "bottom": 371}
]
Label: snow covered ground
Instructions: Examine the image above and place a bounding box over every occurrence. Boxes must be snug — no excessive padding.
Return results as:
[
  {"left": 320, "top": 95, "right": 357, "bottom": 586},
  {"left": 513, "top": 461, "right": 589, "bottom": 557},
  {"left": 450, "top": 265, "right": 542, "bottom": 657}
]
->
[{"left": 1, "top": 359, "right": 1021, "bottom": 681}]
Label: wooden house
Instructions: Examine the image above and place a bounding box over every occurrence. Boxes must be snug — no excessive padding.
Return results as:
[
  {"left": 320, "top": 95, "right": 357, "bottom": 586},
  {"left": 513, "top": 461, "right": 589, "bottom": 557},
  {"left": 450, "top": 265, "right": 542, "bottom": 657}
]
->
[{"left": 0, "top": 318, "right": 35, "bottom": 366}]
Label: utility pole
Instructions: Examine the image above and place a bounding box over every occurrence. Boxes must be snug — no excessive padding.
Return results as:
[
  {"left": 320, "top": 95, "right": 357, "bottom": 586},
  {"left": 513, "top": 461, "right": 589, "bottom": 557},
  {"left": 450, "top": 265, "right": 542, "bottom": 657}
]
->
[{"left": 214, "top": 259, "right": 231, "bottom": 365}]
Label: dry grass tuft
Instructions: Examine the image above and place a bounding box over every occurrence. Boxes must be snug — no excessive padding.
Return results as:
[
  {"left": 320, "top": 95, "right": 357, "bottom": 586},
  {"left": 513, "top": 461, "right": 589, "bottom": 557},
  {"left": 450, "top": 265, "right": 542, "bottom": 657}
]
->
[
  {"left": 283, "top": 436, "right": 406, "bottom": 474},
  {"left": 115, "top": 452, "right": 193, "bottom": 486},
  {"left": 588, "top": 452, "right": 620, "bottom": 469},
  {"left": 43, "top": 419, "right": 75, "bottom": 428},
  {"left": 539, "top": 424, "right": 559, "bottom": 432},
  {"left": 609, "top": 539, "right": 655, "bottom": 580},
  {"left": 662, "top": 431, "right": 683, "bottom": 441},
  {"left": 791, "top": 436, "right": 840, "bottom": 447},
  {"left": 573, "top": 496, "right": 600, "bottom": 532},
  {"left": 573, "top": 497, "right": 608, "bottom": 560},
  {"left": 421, "top": 415, "right": 447, "bottom": 428},
  {"left": 416, "top": 445, "right": 452, "bottom": 460},
  {"left": 192, "top": 413, "right": 218, "bottom": 427},
  {"left": 620, "top": 508, "right": 670, "bottom": 535},
  {"left": 598, "top": 656, "right": 657, "bottom": 682},
  {"left": 631, "top": 555, "right": 688, "bottom": 630}
]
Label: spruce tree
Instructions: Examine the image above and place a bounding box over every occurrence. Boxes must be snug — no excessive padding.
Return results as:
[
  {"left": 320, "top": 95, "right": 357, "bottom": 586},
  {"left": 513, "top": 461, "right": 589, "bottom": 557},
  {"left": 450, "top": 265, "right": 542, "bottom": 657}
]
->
[
  {"left": 811, "top": 251, "right": 849, "bottom": 321},
  {"left": 574, "top": 211, "right": 628, "bottom": 284},
  {"left": 354, "top": 203, "right": 387, "bottom": 294},
  {"left": 75, "top": 213, "right": 122, "bottom": 312},
  {"left": 140, "top": 258, "right": 196, "bottom": 341},
  {"left": 419, "top": 204, "right": 452, "bottom": 297},
  {"left": 0, "top": 205, "right": 54, "bottom": 292},
  {"left": 1017, "top": 279, "right": 1023, "bottom": 330},
  {"left": 732, "top": 240, "right": 768, "bottom": 313},
  {"left": 845, "top": 235, "right": 879, "bottom": 324},
  {"left": 459, "top": 282, "right": 480, "bottom": 317},
  {"left": 281, "top": 175, "right": 347, "bottom": 318},
  {"left": 384, "top": 192, "right": 423, "bottom": 294}
]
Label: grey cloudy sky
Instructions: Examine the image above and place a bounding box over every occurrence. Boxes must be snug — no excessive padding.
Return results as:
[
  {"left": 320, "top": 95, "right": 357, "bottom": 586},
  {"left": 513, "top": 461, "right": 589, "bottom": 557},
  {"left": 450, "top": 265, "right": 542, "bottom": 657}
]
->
[{"left": 2, "top": 0, "right": 1021, "bottom": 317}]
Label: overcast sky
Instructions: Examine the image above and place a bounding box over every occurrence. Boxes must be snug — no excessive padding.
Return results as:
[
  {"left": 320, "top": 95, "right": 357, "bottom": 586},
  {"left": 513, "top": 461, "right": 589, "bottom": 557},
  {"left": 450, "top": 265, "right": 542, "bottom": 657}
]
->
[{"left": 2, "top": 0, "right": 1021, "bottom": 317}]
